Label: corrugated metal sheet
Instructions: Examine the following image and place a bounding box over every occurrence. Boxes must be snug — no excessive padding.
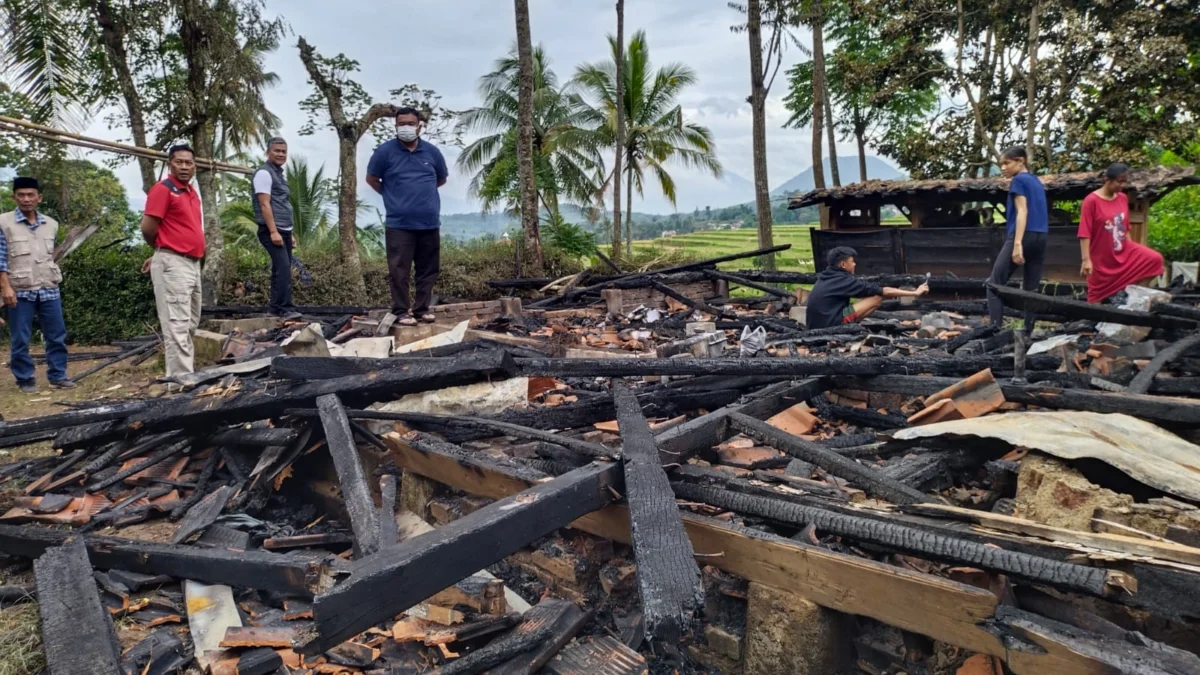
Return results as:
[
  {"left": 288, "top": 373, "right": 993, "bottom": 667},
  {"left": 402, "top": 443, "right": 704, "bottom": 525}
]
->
[{"left": 893, "top": 411, "right": 1200, "bottom": 502}]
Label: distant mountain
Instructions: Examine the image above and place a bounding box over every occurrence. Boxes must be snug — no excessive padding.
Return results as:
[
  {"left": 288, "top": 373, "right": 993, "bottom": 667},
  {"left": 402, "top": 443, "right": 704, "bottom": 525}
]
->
[{"left": 770, "top": 156, "right": 905, "bottom": 198}]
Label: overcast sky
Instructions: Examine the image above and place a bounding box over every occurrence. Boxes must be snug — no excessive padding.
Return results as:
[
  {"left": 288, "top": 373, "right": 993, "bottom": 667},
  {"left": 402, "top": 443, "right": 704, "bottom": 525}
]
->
[{"left": 85, "top": 0, "right": 884, "bottom": 215}]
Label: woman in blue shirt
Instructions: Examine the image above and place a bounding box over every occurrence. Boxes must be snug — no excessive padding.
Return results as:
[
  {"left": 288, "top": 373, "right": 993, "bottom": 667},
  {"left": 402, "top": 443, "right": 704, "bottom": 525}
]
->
[{"left": 987, "top": 146, "right": 1048, "bottom": 334}]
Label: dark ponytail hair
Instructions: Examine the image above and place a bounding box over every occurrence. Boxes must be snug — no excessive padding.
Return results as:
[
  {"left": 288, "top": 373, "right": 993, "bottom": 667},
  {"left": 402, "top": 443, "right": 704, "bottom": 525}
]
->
[{"left": 1104, "top": 163, "right": 1129, "bottom": 182}]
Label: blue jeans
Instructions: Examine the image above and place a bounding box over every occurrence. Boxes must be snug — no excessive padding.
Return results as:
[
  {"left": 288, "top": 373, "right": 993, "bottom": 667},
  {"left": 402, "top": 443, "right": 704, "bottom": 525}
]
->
[{"left": 9, "top": 296, "right": 68, "bottom": 385}]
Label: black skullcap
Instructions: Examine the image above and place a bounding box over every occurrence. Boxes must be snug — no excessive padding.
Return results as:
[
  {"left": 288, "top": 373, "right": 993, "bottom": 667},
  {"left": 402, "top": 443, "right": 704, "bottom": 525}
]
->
[{"left": 11, "top": 177, "right": 39, "bottom": 192}]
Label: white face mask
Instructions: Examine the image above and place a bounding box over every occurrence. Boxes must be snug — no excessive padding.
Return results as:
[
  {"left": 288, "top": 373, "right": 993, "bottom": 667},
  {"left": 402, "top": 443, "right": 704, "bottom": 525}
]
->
[{"left": 396, "top": 125, "right": 419, "bottom": 143}]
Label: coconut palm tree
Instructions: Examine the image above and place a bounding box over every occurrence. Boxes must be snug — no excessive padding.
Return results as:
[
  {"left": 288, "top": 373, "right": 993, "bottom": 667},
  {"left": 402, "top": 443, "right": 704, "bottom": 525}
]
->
[
  {"left": 457, "top": 45, "right": 604, "bottom": 219},
  {"left": 573, "top": 31, "right": 722, "bottom": 252}
]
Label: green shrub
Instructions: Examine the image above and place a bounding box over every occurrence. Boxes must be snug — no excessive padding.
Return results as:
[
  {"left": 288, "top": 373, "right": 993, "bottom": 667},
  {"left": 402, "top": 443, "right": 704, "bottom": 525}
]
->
[
  {"left": 1148, "top": 185, "right": 1200, "bottom": 264},
  {"left": 218, "top": 239, "right": 586, "bottom": 306},
  {"left": 59, "top": 242, "right": 158, "bottom": 344}
]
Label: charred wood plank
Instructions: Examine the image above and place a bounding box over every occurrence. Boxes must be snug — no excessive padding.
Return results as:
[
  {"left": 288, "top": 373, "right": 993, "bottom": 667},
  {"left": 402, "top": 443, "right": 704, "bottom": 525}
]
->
[
  {"left": 70, "top": 352, "right": 517, "bottom": 448},
  {"left": 823, "top": 403, "right": 909, "bottom": 430},
  {"left": 613, "top": 379, "right": 703, "bottom": 643},
  {"left": 993, "top": 605, "right": 1200, "bottom": 675},
  {"left": 379, "top": 474, "right": 399, "bottom": 548},
  {"left": 830, "top": 375, "right": 1200, "bottom": 426},
  {"left": 649, "top": 279, "right": 735, "bottom": 319},
  {"left": 86, "top": 439, "right": 191, "bottom": 493},
  {"left": 208, "top": 427, "right": 298, "bottom": 448},
  {"left": 671, "top": 483, "right": 1122, "bottom": 598},
  {"left": 656, "top": 378, "right": 828, "bottom": 464},
  {"left": 169, "top": 450, "right": 221, "bottom": 520},
  {"left": 516, "top": 354, "right": 1057, "bottom": 379},
  {"left": 529, "top": 244, "right": 792, "bottom": 308},
  {"left": 987, "top": 283, "right": 1195, "bottom": 329},
  {"left": 33, "top": 538, "right": 122, "bottom": 674},
  {"left": 1152, "top": 302, "right": 1200, "bottom": 322},
  {"left": 317, "top": 393, "right": 380, "bottom": 557},
  {"left": 0, "top": 400, "right": 152, "bottom": 440},
  {"left": 305, "top": 408, "right": 614, "bottom": 460},
  {"left": 1127, "top": 333, "right": 1200, "bottom": 395},
  {"left": 297, "top": 460, "right": 622, "bottom": 654},
  {"left": 488, "top": 598, "right": 588, "bottom": 675},
  {"left": 170, "top": 484, "right": 234, "bottom": 545},
  {"left": 728, "top": 412, "right": 929, "bottom": 504},
  {"left": 0, "top": 525, "right": 329, "bottom": 596},
  {"left": 261, "top": 533, "right": 354, "bottom": 551},
  {"left": 236, "top": 647, "right": 283, "bottom": 675},
  {"left": 435, "top": 620, "right": 558, "bottom": 675}
]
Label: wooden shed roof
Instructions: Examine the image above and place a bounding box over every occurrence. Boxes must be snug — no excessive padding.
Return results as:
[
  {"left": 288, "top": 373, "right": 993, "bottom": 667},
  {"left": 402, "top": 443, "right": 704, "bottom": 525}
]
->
[{"left": 787, "top": 165, "right": 1200, "bottom": 209}]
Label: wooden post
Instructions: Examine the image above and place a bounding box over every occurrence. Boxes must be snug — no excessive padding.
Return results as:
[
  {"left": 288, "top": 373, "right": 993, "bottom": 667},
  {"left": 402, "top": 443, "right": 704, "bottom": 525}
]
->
[
  {"left": 317, "top": 394, "right": 380, "bottom": 557},
  {"left": 1128, "top": 198, "right": 1149, "bottom": 245}
]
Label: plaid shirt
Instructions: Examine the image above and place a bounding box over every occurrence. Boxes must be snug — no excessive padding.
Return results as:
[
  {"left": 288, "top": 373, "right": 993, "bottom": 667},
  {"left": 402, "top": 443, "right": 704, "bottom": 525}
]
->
[{"left": 0, "top": 209, "right": 61, "bottom": 302}]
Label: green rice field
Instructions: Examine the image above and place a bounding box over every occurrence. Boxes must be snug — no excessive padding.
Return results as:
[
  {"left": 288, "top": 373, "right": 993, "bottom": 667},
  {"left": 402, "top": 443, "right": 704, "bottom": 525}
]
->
[{"left": 632, "top": 225, "right": 818, "bottom": 272}]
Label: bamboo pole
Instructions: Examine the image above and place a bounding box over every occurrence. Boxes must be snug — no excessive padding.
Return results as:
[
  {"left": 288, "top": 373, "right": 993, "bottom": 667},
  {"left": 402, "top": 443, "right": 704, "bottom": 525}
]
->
[{"left": 0, "top": 115, "right": 252, "bottom": 175}]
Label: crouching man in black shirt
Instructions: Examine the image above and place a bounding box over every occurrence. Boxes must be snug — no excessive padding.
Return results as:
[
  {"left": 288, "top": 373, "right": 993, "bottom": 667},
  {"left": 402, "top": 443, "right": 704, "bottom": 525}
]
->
[{"left": 806, "top": 247, "right": 929, "bottom": 329}]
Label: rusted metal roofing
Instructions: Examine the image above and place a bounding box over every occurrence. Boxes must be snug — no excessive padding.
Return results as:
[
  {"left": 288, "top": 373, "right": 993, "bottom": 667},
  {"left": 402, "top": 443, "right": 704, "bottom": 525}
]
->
[{"left": 788, "top": 165, "right": 1200, "bottom": 208}]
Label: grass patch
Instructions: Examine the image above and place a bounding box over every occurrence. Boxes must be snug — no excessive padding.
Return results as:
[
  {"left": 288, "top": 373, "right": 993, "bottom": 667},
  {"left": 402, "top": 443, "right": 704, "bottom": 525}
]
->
[
  {"left": 0, "top": 603, "right": 44, "bottom": 675},
  {"left": 634, "top": 225, "right": 817, "bottom": 272}
]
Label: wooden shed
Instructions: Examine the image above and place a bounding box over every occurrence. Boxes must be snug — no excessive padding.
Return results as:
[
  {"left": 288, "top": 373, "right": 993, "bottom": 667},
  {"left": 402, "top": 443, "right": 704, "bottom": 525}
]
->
[{"left": 788, "top": 166, "right": 1199, "bottom": 281}]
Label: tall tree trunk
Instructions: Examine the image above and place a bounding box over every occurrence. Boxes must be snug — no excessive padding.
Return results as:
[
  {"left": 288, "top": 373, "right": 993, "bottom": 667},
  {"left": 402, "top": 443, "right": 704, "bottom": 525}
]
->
[
  {"left": 824, "top": 80, "right": 839, "bottom": 187},
  {"left": 625, "top": 166, "right": 634, "bottom": 256},
  {"left": 854, "top": 118, "right": 868, "bottom": 182},
  {"left": 810, "top": 3, "right": 829, "bottom": 229},
  {"left": 747, "top": 0, "right": 776, "bottom": 270},
  {"left": 612, "top": 0, "right": 626, "bottom": 260},
  {"left": 1025, "top": 0, "right": 1040, "bottom": 167},
  {"left": 514, "top": 0, "right": 542, "bottom": 268},
  {"left": 192, "top": 123, "right": 222, "bottom": 306},
  {"left": 336, "top": 135, "right": 365, "bottom": 292},
  {"left": 88, "top": 0, "right": 156, "bottom": 193}
]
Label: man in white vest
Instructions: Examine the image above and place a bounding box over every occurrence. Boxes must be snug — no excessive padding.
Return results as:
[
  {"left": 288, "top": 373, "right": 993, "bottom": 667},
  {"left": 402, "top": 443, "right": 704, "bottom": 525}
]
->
[{"left": 0, "top": 177, "right": 74, "bottom": 393}]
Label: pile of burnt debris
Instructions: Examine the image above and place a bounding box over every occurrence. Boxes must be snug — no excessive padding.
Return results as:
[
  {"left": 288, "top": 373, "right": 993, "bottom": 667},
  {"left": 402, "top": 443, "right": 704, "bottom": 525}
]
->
[{"left": 3, "top": 246, "right": 1200, "bottom": 675}]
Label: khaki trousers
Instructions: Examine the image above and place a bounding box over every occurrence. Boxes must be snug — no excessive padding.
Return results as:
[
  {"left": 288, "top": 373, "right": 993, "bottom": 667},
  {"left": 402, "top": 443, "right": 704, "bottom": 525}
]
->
[{"left": 151, "top": 250, "right": 203, "bottom": 378}]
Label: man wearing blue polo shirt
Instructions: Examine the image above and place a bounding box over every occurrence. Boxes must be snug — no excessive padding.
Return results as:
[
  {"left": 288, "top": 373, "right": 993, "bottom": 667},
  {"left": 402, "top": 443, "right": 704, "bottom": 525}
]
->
[{"left": 367, "top": 107, "right": 448, "bottom": 326}]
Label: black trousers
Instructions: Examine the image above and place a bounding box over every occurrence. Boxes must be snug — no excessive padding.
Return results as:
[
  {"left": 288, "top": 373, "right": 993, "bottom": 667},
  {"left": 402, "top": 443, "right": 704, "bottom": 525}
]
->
[
  {"left": 987, "top": 231, "right": 1047, "bottom": 332},
  {"left": 386, "top": 228, "right": 440, "bottom": 315},
  {"left": 257, "top": 226, "right": 295, "bottom": 315}
]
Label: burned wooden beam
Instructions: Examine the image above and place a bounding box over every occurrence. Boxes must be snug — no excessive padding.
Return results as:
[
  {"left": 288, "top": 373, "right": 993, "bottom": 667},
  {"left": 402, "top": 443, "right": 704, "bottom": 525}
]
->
[
  {"left": 436, "top": 621, "right": 558, "bottom": 675},
  {"left": 670, "top": 483, "right": 1123, "bottom": 598},
  {"left": 0, "top": 525, "right": 330, "bottom": 596},
  {"left": 297, "top": 458, "right": 622, "bottom": 654},
  {"left": 0, "top": 400, "right": 152, "bottom": 439},
  {"left": 383, "top": 435, "right": 1115, "bottom": 675},
  {"left": 33, "top": 539, "right": 122, "bottom": 674},
  {"left": 1127, "top": 333, "right": 1200, "bottom": 395},
  {"left": 489, "top": 598, "right": 588, "bottom": 675},
  {"left": 656, "top": 378, "right": 828, "bottom": 465},
  {"left": 649, "top": 279, "right": 735, "bottom": 319},
  {"left": 315, "top": 409, "right": 614, "bottom": 460},
  {"left": 529, "top": 244, "right": 792, "bottom": 308},
  {"left": 62, "top": 351, "right": 517, "bottom": 448},
  {"left": 612, "top": 379, "right": 703, "bottom": 643},
  {"left": 831, "top": 375, "right": 1200, "bottom": 426},
  {"left": 379, "top": 474, "right": 399, "bottom": 548},
  {"left": 993, "top": 605, "right": 1200, "bottom": 674},
  {"left": 516, "top": 354, "right": 1058, "bottom": 379},
  {"left": 170, "top": 484, "right": 235, "bottom": 545},
  {"left": 728, "top": 412, "right": 929, "bottom": 504},
  {"left": 208, "top": 426, "right": 298, "bottom": 448},
  {"left": 317, "top": 393, "right": 380, "bottom": 557},
  {"left": 85, "top": 439, "right": 191, "bottom": 493},
  {"left": 704, "top": 269, "right": 792, "bottom": 300},
  {"left": 987, "top": 283, "right": 1195, "bottom": 329}
]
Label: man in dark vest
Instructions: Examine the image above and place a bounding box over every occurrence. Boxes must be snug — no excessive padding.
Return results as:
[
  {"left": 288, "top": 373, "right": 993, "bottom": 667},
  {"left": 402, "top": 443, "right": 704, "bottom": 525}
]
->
[
  {"left": 253, "top": 136, "right": 301, "bottom": 320},
  {"left": 0, "top": 177, "right": 73, "bottom": 393}
]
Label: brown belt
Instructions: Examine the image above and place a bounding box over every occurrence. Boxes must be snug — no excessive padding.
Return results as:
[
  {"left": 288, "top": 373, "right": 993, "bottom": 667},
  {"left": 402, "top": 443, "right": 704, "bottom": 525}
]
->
[{"left": 155, "top": 247, "right": 202, "bottom": 262}]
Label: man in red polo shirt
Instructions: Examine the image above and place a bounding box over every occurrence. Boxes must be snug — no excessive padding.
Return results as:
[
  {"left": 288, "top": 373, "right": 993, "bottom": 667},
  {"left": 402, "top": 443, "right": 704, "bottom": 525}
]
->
[{"left": 140, "top": 144, "right": 206, "bottom": 378}]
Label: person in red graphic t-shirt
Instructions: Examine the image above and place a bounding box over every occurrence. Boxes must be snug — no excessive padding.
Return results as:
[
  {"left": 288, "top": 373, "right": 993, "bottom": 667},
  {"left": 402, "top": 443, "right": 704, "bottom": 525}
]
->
[
  {"left": 139, "top": 144, "right": 206, "bottom": 379},
  {"left": 1078, "top": 163, "right": 1164, "bottom": 303}
]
